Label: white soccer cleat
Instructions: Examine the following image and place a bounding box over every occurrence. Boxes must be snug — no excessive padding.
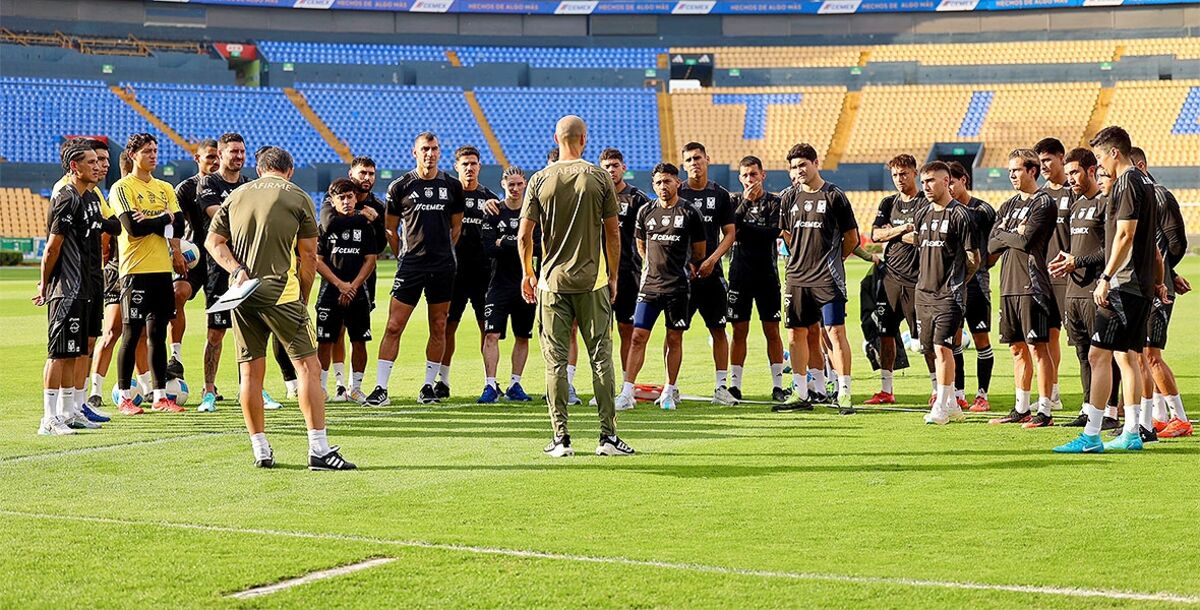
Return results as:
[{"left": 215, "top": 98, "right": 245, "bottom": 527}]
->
[
  {"left": 38, "top": 416, "right": 76, "bottom": 436},
  {"left": 348, "top": 388, "right": 369, "bottom": 404},
  {"left": 615, "top": 392, "right": 636, "bottom": 412},
  {"left": 712, "top": 385, "right": 737, "bottom": 406},
  {"left": 657, "top": 391, "right": 678, "bottom": 411},
  {"left": 65, "top": 413, "right": 101, "bottom": 430},
  {"left": 945, "top": 402, "right": 967, "bottom": 423},
  {"left": 923, "top": 407, "right": 950, "bottom": 425}
]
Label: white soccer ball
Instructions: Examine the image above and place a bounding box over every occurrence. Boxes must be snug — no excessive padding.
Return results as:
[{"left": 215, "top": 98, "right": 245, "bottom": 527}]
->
[
  {"left": 166, "top": 379, "right": 190, "bottom": 405},
  {"left": 111, "top": 385, "right": 144, "bottom": 406},
  {"left": 171, "top": 239, "right": 201, "bottom": 270}
]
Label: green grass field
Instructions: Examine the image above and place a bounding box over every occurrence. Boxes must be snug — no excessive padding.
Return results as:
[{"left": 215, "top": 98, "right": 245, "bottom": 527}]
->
[{"left": 2, "top": 258, "right": 1198, "bottom": 609}]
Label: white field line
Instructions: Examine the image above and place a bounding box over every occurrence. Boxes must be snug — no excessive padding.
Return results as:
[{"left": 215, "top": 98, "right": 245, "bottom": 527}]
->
[
  {"left": 0, "top": 433, "right": 238, "bottom": 465},
  {"left": 227, "top": 557, "right": 395, "bottom": 599},
  {"left": 2, "top": 510, "right": 1197, "bottom": 605}
]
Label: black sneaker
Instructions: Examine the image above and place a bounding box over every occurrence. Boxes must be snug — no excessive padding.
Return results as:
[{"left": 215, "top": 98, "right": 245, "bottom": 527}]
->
[
  {"left": 808, "top": 392, "right": 830, "bottom": 405},
  {"left": 166, "top": 357, "right": 185, "bottom": 381},
  {"left": 771, "top": 386, "right": 790, "bottom": 402},
  {"left": 772, "top": 397, "right": 814, "bottom": 412},
  {"left": 1063, "top": 413, "right": 1089, "bottom": 427},
  {"left": 254, "top": 449, "right": 274, "bottom": 469},
  {"left": 596, "top": 434, "right": 635, "bottom": 456},
  {"left": 309, "top": 446, "right": 356, "bottom": 471},
  {"left": 1022, "top": 412, "right": 1054, "bottom": 428},
  {"left": 544, "top": 435, "right": 573, "bottom": 458},
  {"left": 838, "top": 405, "right": 857, "bottom": 416},
  {"left": 418, "top": 384, "right": 439, "bottom": 404},
  {"left": 989, "top": 408, "right": 1032, "bottom": 425},
  {"left": 1101, "top": 416, "right": 1121, "bottom": 431},
  {"left": 434, "top": 380, "right": 450, "bottom": 400},
  {"left": 365, "top": 386, "right": 389, "bottom": 407},
  {"left": 1140, "top": 425, "right": 1159, "bottom": 444},
  {"left": 214, "top": 386, "right": 225, "bottom": 402},
  {"left": 728, "top": 386, "right": 743, "bottom": 401}
]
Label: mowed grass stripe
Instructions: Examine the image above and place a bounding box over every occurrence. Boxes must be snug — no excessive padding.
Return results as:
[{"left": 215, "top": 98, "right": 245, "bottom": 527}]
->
[{"left": 3, "top": 509, "right": 1198, "bottom": 605}]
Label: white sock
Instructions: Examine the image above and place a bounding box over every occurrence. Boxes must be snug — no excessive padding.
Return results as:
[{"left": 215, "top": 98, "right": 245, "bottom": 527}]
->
[
  {"left": 622, "top": 381, "right": 634, "bottom": 396},
  {"left": 929, "top": 373, "right": 937, "bottom": 393},
  {"left": 439, "top": 364, "right": 451, "bottom": 384},
  {"left": 811, "top": 368, "right": 826, "bottom": 392},
  {"left": 715, "top": 369, "right": 728, "bottom": 389},
  {"left": 729, "top": 365, "right": 743, "bottom": 389},
  {"left": 1168, "top": 394, "right": 1188, "bottom": 422},
  {"left": 1051, "top": 383, "right": 1060, "bottom": 403},
  {"left": 153, "top": 389, "right": 166, "bottom": 402},
  {"left": 137, "top": 372, "right": 152, "bottom": 394},
  {"left": 285, "top": 379, "right": 299, "bottom": 395},
  {"left": 1140, "top": 398, "right": 1155, "bottom": 429},
  {"left": 955, "top": 389, "right": 966, "bottom": 402},
  {"left": 121, "top": 386, "right": 132, "bottom": 400},
  {"left": 332, "top": 362, "right": 346, "bottom": 387},
  {"left": 1152, "top": 393, "right": 1169, "bottom": 421},
  {"left": 566, "top": 365, "right": 577, "bottom": 385},
  {"left": 510, "top": 373, "right": 521, "bottom": 386},
  {"left": 1124, "top": 405, "right": 1140, "bottom": 434},
  {"left": 881, "top": 370, "right": 894, "bottom": 395},
  {"left": 44, "top": 389, "right": 58, "bottom": 419},
  {"left": 57, "top": 388, "right": 74, "bottom": 418},
  {"left": 75, "top": 386, "right": 87, "bottom": 413},
  {"left": 249, "top": 432, "right": 271, "bottom": 460},
  {"left": 1083, "top": 403, "right": 1104, "bottom": 436},
  {"left": 90, "top": 373, "right": 104, "bottom": 398},
  {"left": 307, "top": 428, "right": 330, "bottom": 457},
  {"left": 935, "top": 384, "right": 953, "bottom": 412},
  {"left": 1037, "top": 397, "right": 1052, "bottom": 416},
  {"left": 792, "top": 373, "right": 806, "bottom": 393},
  {"left": 663, "top": 383, "right": 676, "bottom": 399},
  {"left": 1016, "top": 389, "right": 1031, "bottom": 414},
  {"left": 1105, "top": 405, "right": 1119, "bottom": 419},
  {"left": 838, "top": 375, "right": 851, "bottom": 399},
  {"left": 376, "top": 359, "right": 394, "bottom": 389},
  {"left": 770, "top": 363, "right": 784, "bottom": 389},
  {"left": 976, "top": 388, "right": 989, "bottom": 400},
  {"left": 170, "top": 342, "right": 182, "bottom": 361},
  {"left": 486, "top": 376, "right": 497, "bottom": 388},
  {"left": 320, "top": 369, "right": 329, "bottom": 390},
  {"left": 352, "top": 371, "right": 364, "bottom": 392},
  {"left": 424, "top": 361, "right": 439, "bottom": 386}
]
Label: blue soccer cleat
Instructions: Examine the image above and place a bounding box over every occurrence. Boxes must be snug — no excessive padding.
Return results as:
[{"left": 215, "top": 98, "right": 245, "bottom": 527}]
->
[
  {"left": 81, "top": 402, "right": 110, "bottom": 423},
  {"left": 197, "top": 392, "right": 217, "bottom": 413},
  {"left": 1103, "top": 430, "right": 1144, "bottom": 452},
  {"left": 1053, "top": 433, "right": 1104, "bottom": 453},
  {"left": 505, "top": 382, "right": 532, "bottom": 402},
  {"left": 262, "top": 390, "right": 282, "bottom": 410},
  {"left": 478, "top": 384, "right": 501, "bottom": 404}
]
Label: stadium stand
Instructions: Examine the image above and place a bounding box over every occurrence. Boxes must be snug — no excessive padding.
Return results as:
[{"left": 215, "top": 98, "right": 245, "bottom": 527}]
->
[
  {"left": 0, "top": 187, "right": 48, "bottom": 238},
  {"left": 670, "top": 46, "right": 864, "bottom": 68},
  {"left": 1106, "top": 80, "right": 1200, "bottom": 167},
  {"left": 474, "top": 87, "right": 660, "bottom": 171},
  {"left": 297, "top": 82, "right": 494, "bottom": 169},
  {"left": 258, "top": 41, "right": 664, "bottom": 69},
  {"left": 1121, "top": 37, "right": 1200, "bottom": 60},
  {"left": 670, "top": 87, "right": 846, "bottom": 170},
  {"left": 258, "top": 41, "right": 446, "bottom": 65},
  {"left": 867, "top": 40, "right": 1118, "bottom": 65}
]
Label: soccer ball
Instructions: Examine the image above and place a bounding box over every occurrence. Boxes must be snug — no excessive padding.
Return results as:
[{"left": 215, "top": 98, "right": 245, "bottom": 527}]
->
[
  {"left": 166, "top": 379, "right": 190, "bottom": 405},
  {"left": 171, "top": 239, "right": 201, "bottom": 270},
  {"left": 111, "top": 385, "right": 144, "bottom": 406}
]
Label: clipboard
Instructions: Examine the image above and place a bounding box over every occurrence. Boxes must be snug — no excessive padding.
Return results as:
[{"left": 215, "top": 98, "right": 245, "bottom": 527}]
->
[{"left": 206, "top": 278, "right": 261, "bottom": 314}]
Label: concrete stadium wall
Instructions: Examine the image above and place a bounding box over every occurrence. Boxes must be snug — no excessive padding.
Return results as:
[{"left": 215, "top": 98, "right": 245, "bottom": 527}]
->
[{"left": 0, "top": 44, "right": 236, "bottom": 85}]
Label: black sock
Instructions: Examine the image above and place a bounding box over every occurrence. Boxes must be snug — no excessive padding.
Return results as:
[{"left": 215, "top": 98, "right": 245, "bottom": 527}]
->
[
  {"left": 977, "top": 346, "right": 994, "bottom": 395},
  {"left": 953, "top": 348, "right": 965, "bottom": 393}
]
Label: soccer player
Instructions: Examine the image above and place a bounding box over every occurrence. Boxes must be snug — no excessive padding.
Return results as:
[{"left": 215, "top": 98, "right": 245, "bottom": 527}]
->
[
  {"left": 677, "top": 142, "right": 737, "bottom": 405},
  {"left": 35, "top": 141, "right": 103, "bottom": 435},
  {"left": 207, "top": 146, "right": 355, "bottom": 470},
  {"left": 1049, "top": 148, "right": 1121, "bottom": 432},
  {"left": 110, "top": 133, "right": 188, "bottom": 415},
  {"left": 169, "top": 138, "right": 219, "bottom": 380},
  {"left": 948, "top": 161, "right": 996, "bottom": 411},
  {"left": 478, "top": 167, "right": 537, "bottom": 403},
  {"left": 865, "top": 154, "right": 930, "bottom": 406},
  {"left": 315, "top": 179, "right": 377, "bottom": 404},
  {"left": 599, "top": 147, "right": 650, "bottom": 377},
  {"left": 320, "top": 156, "right": 385, "bottom": 401},
  {"left": 1035, "top": 137, "right": 1073, "bottom": 407},
  {"left": 774, "top": 143, "right": 859, "bottom": 415},
  {"left": 726, "top": 155, "right": 787, "bottom": 402},
  {"left": 912, "top": 162, "right": 979, "bottom": 425},
  {"left": 367, "top": 132, "right": 465, "bottom": 406},
  {"left": 439, "top": 146, "right": 500, "bottom": 400},
  {"left": 615, "top": 163, "right": 707, "bottom": 412},
  {"left": 1053, "top": 127, "right": 1162, "bottom": 453}
]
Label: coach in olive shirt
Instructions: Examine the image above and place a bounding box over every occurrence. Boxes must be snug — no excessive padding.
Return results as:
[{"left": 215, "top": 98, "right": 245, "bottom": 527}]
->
[
  {"left": 206, "top": 146, "right": 354, "bottom": 471},
  {"left": 519, "top": 115, "right": 634, "bottom": 458}
]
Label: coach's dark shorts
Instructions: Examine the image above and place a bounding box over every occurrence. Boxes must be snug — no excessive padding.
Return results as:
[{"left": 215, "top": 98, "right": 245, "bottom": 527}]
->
[
  {"left": 613, "top": 272, "right": 640, "bottom": 327},
  {"left": 47, "top": 297, "right": 87, "bottom": 359},
  {"left": 999, "top": 294, "right": 1058, "bottom": 345},
  {"left": 727, "top": 271, "right": 782, "bottom": 324},
  {"left": 234, "top": 300, "right": 317, "bottom": 363},
  {"left": 785, "top": 284, "right": 845, "bottom": 329},
  {"left": 1092, "top": 290, "right": 1150, "bottom": 353},
  {"left": 1146, "top": 299, "right": 1172, "bottom": 350},
  {"left": 316, "top": 296, "right": 372, "bottom": 344},
  {"left": 688, "top": 274, "right": 728, "bottom": 329},
  {"left": 1063, "top": 297, "right": 1097, "bottom": 349},
  {"left": 635, "top": 291, "right": 690, "bottom": 332},
  {"left": 392, "top": 265, "right": 454, "bottom": 307},
  {"left": 916, "top": 296, "right": 964, "bottom": 354},
  {"left": 965, "top": 280, "right": 992, "bottom": 334},
  {"left": 449, "top": 262, "right": 488, "bottom": 324},
  {"left": 121, "top": 273, "right": 176, "bottom": 324}
]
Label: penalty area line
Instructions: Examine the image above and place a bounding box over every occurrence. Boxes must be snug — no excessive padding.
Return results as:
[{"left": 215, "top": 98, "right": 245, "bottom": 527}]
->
[
  {"left": 227, "top": 557, "right": 395, "bottom": 599},
  {"left": 1, "top": 509, "right": 1197, "bottom": 605}
]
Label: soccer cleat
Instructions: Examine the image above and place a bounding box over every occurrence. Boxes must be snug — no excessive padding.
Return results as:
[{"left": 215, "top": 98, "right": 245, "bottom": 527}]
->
[
  {"left": 197, "top": 392, "right": 217, "bottom": 413},
  {"left": 38, "top": 416, "right": 75, "bottom": 436},
  {"left": 332, "top": 385, "right": 350, "bottom": 403},
  {"left": 81, "top": 402, "right": 110, "bottom": 423},
  {"left": 1022, "top": 413, "right": 1054, "bottom": 429},
  {"left": 166, "top": 357, "right": 184, "bottom": 381},
  {"left": 505, "top": 382, "right": 533, "bottom": 402},
  {"left": 658, "top": 391, "right": 678, "bottom": 411},
  {"left": 567, "top": 384, "right": 582, "bottom": 406},
  {"left": 434, "top": 381, "right": 451, "bottom": 400},
  {"left": 543, "top": 435, "right": 573, "bottom": 458},
  {"left": 214, "top": 387, "right": 225, "bottom": 402},
  {"left": 365, "top": 386, "right": 389, "bottom": 407},
  {"left": 152, "top": 397, "right": 185, "bottom": 413},
  {"left": 1139, "top": 426, "right": 1158, "bottom": 444},
  {"left": 1153, "top": 419, "right": 1169, "bottom": 433},
  {"left": 989, "top": 409, "right": 1032, "bottom": 425},
  {"left": 1053, "top": 433, "right": 1104, "bottom": 453},
  {"left": 254, "top": 449, "right": 274, "bottom": 469},
  {"left": 924, "top": 408, "right": 949, "bottom": 425},
  {"left": 1101, "top": 417, "right": 1122, "bottom": 431},
  {"left": 309, "top": 446, "right": 356, "bottom": 471},
  {"left": 1049, "top": 398, "right": 1063, "bottom": 412},
  {"left": 418, "top": 384, "right": 439, "bottom": 404},
  {"left": 945, "top": 402, "right": 967, "bottom": 423},
  {"left": 1159, "top": 419, "right": 1193, "bottom": 438},
  {"left": 348, "top": 388, "right": 369, "bottom": 404},
  {"left": 1063, "top": 413, "right": 1088, "bottom": 427},
  {"left": 969, "top": 396, "right": 991, "bottom": 412},
  {"left": 596, "top": 434, "right": 635, "bottom": 456},
  {"left": 772, "top": 393, "right": 814, "bottom": 412},
  {"left": 117, "top": 398, "right": 144, "bottom": 416},
  {"left": 808, "top": 392, "right": 831, "bottom": 406},
  {"left": 864, "top": 391, "right": 895, "bottom": 405},
  {"left": 728, "top": 386, "right": 743, "bottom": 401},
  {"left": 1103, "top": 430, "right": 1144, "bottom": 451},
  {"left": 477, "top": 384, "right": 501, "bottom": 404},
  {"left": 712, "top": 386, "right": 737, "bottom": 406},
  {"left": 928, "top": 394, "right": 936, "bottom": 407},
  {"left": 836, "top": 393, "right": 855, "bottom": 416},
  {"left": 65, "top": 413, "right": 101, "bottom": 429},
  {"left": 771, "top": 386, "right": 790, "bottom": 402},
  {"left": 957, "top": 397, "right": 969, "bottom": 411},
  {"left": 615, "top": 392, "right": 636, "bottom": 412},
  {"left": 262, "top": 390, "right": 282, "bottom": 410}
]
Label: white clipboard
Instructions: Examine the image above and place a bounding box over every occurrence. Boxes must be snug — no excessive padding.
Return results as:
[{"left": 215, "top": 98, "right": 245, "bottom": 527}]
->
[{"left": 205, "top": 278, "right": 261, "bottom": 314}]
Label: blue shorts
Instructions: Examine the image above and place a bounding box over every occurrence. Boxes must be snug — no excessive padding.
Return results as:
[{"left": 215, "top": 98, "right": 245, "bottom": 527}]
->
[{"left": 633, "top": 292, "right": 689, "bottom": 331}]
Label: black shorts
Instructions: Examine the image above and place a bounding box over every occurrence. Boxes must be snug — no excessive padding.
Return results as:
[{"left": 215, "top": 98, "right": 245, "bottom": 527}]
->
[
  {"left": 613, "top": 272, "right": 640, "bottom": 326},
  {"left": 121, "top": 273, "right": 176, "bottom": 324},
  {"left": 85, "top": 297, "right": 102, "bottom": 338},
  {"left": 391, "top": 265, "right": 454, "bottom": 306},
  {"left": 47, "top": 297, "right": 87, "bottom": 359},
  {"left": 1050, "top": 282, "right": 1067, "bottom": 329},
  {"left": 878, "top": 277, "right": 918, "bottom": 336},
  {"left": 484, "top": 289, "right": 535, "bottom": 340},
  {"left": 1063, "top": 297, "right": 1096, "bottom": 349},
  {"left": 181, "top": 262, "right": 207, "bottom": 301},
  {"left": 634, "top": 291, "right": 690, "bottom": 331},
  {"left": 449, "top": 262, "right": 488, "bottom": 324},
  {"left": 688, "top": 275, "right": 728, "bottom": 329},
  {"left": 315, "top": 297, "right": 373, "bottom": 343},
  {"left": 999, "top": 294, "right": 1059, "bottom": 345},
  {"left": 1092, "top": 290, "right": 1151, "bottom": 353},
  {"left": 202, "top": 267, "right": 232, "bottom": 330},
  {"left": 727, "top": 273, "right": 781, "bottom": 324},
  {"left": 916, "top": 298, "right": 964, "bottom": 353},
  {"left": 1146, "top": 299, "right": 1172, "bottom": 350},
  {"left": 965, "top": 280, "right": 992, "bottom": 334},
  {"left": 785, "top": 284, "right": 845, "bottom": 329},
  {"left": 102, "top": 261, "right": 122, "bottom": 307}
]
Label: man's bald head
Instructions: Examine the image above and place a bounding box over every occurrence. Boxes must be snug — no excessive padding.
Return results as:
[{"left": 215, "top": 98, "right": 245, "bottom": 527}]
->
[{"left": 554, "top": 115, "right": 587, "bottom": 160}]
